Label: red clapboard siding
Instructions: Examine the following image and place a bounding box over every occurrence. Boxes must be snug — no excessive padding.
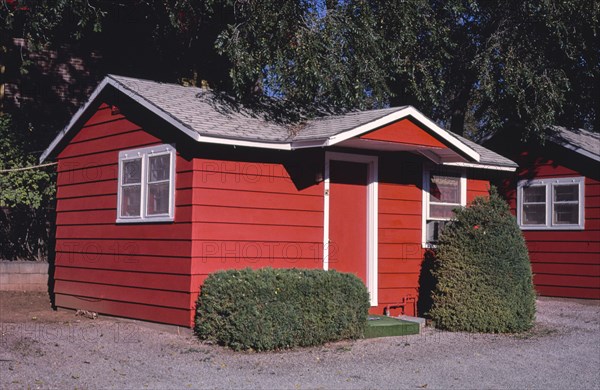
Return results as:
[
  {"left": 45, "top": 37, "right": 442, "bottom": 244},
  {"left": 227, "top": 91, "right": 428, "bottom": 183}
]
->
[
  {"left": 379, "top": 229, "right": 422, "bottom": 244},
  {"left": 379, "top": 259, "right": 423, "bottom": 274},
  {"left": 376, "top": 156, "right": 426, "bottom": 313},
  {"left": 60, "top": 130, "right": 160, "bottom": 158},
  {"left": 192, "top": 169, "right": 322, "bottom": 196},
  {"left": 55, "top": 253, "right": 190, "bottom": 274},
  {"left": 534, "top": 286, "right": 600, "bottom": 300},
  {"left": 379, "top": 273, "right": 420, "bottom": 289},
  {"left": 70, "top": 118, "right": 140, "bottom": 143},
  {"left": 528, "top": 252, "right": 599, "bottom": 264},
  {"left": 192, "top": 223, "right": 321, "bottom": 242},
  {"left": 55, "top": 294, "right": 191, "bottom": 327},
  {"left": 467, "top": 178, "right": 490, "bottom": 203},
  {"left": 379, "top": 243, "right": 423, "bottom": 260},
  {"left": 360, "top": 118, "right": 447, "bottom": 149},
  {"left": 191, "top": 258, "right": 324, "bottom": 274},
  {"left": 190, "top": 206, "right": 322, "bottom": 227},
  {"left": 191, "top": 187, "right": 323, "bottom": 211},
  {"left": 53, "top": 102, "right": 197, "bottom": 327},
  {"left": 533, "top": 274, "right": 600, "bottom": 289},
  {"left": 531, "top": 263, "right": 600, "bottom": 277},
  {"left": 379, "top": 214, "right": 422, "bottom": 229},
  {"left": 190, "top": 152, "right": 325, "bottom": 297},
  {"left": 56, "top": 239, "right": 192, "bottom": 257},
  {"left": 55, "top": 280, "right": 190, "bottom": 309},
  {"left": 54, "top": 267, "right": 191, "bottom": 291}
]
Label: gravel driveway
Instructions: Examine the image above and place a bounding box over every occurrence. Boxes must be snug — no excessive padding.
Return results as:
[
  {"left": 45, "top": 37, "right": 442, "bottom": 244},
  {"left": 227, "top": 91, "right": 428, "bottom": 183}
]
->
[{"left": 1, "top": 293, "right": 599, "bottom": 389}]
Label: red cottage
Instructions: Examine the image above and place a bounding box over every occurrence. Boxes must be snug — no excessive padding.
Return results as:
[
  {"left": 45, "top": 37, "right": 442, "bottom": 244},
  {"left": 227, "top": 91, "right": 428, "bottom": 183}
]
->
[
  {"left": 487, "top": 127, "right": 600, "bottom": 299},
  {"left": 41, "top": 75, "right": 517, "bottom": 327}
]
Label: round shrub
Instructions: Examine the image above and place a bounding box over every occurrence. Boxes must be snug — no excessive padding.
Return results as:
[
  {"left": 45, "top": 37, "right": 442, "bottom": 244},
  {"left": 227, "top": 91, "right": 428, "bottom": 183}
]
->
[
  {"left": 195, "top": 267, "right": 370, "bottom": 351},
  {"left": 429, "top": 188, "right": 536, "bottom": 333}
]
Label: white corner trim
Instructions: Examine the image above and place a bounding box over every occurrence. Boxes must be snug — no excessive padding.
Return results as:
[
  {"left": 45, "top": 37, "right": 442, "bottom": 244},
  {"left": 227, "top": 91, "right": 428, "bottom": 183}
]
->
[
  {"left": 326, "top": 106, "right": 481, "bottom": 162},
  {"left": 323, "top": 152, "right": 378, "bottom": 307}
]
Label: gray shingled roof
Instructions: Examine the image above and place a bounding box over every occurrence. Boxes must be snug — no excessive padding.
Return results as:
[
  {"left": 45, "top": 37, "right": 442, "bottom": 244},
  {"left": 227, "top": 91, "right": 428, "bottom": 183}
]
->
[
  {"left": 549, "top": 126, "right": 600, "bottom": 162},
  {"left": 110, "top": 75, "right": 293, "bottom": 142},
  {"left": 292, "top": 107, "right": 408, "bottom": 140},
  {"left": 42, "top": 74, "right": 517, "bottom": 169},
  {"left": 453, "top": 133, "right": 518, "bottom": 168}
]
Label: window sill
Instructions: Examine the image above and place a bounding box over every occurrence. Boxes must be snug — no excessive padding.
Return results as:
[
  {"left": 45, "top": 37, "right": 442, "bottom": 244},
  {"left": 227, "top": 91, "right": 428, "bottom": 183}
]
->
[
  {"left": 116, "top": 216, "right": 174, "bottom": 224},
  {"left": 519, "top": 225, "right": 585, "bottom": 231}
]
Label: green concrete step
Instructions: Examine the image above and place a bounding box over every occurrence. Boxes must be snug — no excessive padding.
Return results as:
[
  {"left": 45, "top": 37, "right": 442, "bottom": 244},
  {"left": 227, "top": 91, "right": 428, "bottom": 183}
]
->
[{"left": 364, "top": 315, "right": 420, "bottom": 338}]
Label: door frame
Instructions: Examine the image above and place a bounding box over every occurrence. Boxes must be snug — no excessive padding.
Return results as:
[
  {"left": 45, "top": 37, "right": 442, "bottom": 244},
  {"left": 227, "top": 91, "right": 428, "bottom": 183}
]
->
[{"left": 323, "top": 151, "right": 378, "bottom": 306}]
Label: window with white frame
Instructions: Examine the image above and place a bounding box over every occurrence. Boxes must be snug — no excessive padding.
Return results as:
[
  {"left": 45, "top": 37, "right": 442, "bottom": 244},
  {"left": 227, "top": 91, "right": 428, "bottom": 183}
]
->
[
  {"left": 422, "top": 168, "right": 466, "bottom": 245},
  {"left": 517, "top": 177, "right": 584, "bottom": 230},
  {"left": 117, "top": 144, "right": 176, "bottom": 223}
]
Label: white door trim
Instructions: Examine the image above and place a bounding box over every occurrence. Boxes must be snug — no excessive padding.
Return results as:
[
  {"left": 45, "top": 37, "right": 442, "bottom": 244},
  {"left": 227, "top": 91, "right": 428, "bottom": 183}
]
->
[{"left": 323, "top": 151, "right": 379, "bottom": 306}]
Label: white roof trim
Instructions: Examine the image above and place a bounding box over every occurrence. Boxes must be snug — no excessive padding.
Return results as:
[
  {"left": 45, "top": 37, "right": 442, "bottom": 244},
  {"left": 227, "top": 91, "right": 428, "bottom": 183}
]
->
[
  {"left": 443, "top": 162, "right": 517, "bottom": 172},
  {"left": 325, "top": 106, "right": 480, "bottom": 162},
  {"left": 41, "top": 76, "right": 483, "bottom": 162}
]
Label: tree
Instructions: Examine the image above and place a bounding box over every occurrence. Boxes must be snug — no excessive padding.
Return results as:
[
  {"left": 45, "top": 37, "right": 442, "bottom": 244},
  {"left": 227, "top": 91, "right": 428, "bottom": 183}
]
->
[
  {"left": 212, "top": 0, "right": 598, "bottom": 136},
  {"left": 0, "top": 114, "right": 55, "bottom": 260}
]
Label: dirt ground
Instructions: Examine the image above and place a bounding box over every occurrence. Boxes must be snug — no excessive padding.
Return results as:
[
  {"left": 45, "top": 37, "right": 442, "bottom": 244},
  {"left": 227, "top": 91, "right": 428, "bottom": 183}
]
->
[{"left": 1, "top": 291, "right": 599, "bottom": 389}]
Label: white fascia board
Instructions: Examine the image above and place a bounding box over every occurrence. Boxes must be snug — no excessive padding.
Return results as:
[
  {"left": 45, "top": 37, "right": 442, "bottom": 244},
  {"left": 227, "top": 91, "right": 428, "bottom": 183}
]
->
[
  {"left": 196, "top": 135, "right": 292, "bottom": 150},
  {"left": 443, "top": 162, "right": 517, "bottom": 172},
  {"left": 326, "top": 106, "right": 481, "bottom": 162}
]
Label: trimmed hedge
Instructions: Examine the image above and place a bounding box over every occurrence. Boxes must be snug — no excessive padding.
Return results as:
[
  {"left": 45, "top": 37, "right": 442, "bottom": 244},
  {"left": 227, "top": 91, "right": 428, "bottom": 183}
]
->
[
  {"left": 428, "top": 188, "right": 536, "bottom": 333},
  {"left": 194, "top": 267, "right": 370, "bottom": 351}
]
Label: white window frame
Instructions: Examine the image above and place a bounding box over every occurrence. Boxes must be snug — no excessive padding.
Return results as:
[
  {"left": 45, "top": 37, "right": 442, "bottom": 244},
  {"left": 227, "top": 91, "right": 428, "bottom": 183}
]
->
[
  {"left": 117, "top": 144, "right": 176, "bottom": 223},
  {"left": 422, "top": 166, "right": 467, "bottom": 247},
  {"left": 517, "top": 177, "right": 585, "bottom": 230}
]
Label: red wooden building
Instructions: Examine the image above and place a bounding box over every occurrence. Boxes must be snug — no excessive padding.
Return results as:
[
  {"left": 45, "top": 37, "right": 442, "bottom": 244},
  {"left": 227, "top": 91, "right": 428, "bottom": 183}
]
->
[
  {"left": 41, "top": 75, "right": 517, "bottom": 327},
  {"left": 487, "top": 127, "right": 600, "bottom": 299}
]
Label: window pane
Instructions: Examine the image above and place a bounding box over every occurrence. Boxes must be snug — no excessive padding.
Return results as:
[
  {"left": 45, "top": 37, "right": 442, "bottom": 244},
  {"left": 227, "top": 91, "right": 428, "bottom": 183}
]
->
[
  {"left": 148, "top": 155, "right": 170, "bottom": 182},
  {"left": 430, "top": 204, "right": 457, "bottom": 219},
  {"left": 523, "top": 204, "right": 546, "bottom": 225},
  {"left": 122, "top": 159, "right": 142, "bottom": 184},
  {"left": 554, "top": 203, "right": 578, "bottom": 225},
  {"left": 430, "top": 174, "right": 460, "bottom": 203},
  {"left": 120, "top": 185, "right": 141, "bottom": 217},
  {"left": 554, "top": 184, "right": 578, "bottom": 202},
  {"left": 147, "top": 182, "right": 170, "bottom": 215},
  {"left": 523, "top": 186, "right": 545, "bottom": 203}
]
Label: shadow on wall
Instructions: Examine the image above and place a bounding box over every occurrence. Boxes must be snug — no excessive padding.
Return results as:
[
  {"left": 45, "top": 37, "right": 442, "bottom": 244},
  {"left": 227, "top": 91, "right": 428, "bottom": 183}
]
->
[{"left": 417, "top": 249, "right": 436, "bottom": 318}]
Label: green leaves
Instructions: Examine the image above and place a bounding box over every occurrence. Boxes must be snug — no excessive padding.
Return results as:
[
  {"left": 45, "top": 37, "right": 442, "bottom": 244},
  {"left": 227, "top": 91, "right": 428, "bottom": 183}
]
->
[
  {"left": 0, "top": 115, "right": 55, "bottom": 209},
  {"left": 429, "top": 187, "right": 536, "bottom": 333},
  {"left": 195, "top": 267, "right": 370, "bottom": 351}
]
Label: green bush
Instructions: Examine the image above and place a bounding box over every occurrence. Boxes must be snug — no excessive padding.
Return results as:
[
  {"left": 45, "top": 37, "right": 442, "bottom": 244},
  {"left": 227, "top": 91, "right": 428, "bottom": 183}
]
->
[
  {"left": 429, "top": 188, "right": 536, "bottom": 333},
  {"left": 194, "top": 267, "right": 370, "bottom": 351}
]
